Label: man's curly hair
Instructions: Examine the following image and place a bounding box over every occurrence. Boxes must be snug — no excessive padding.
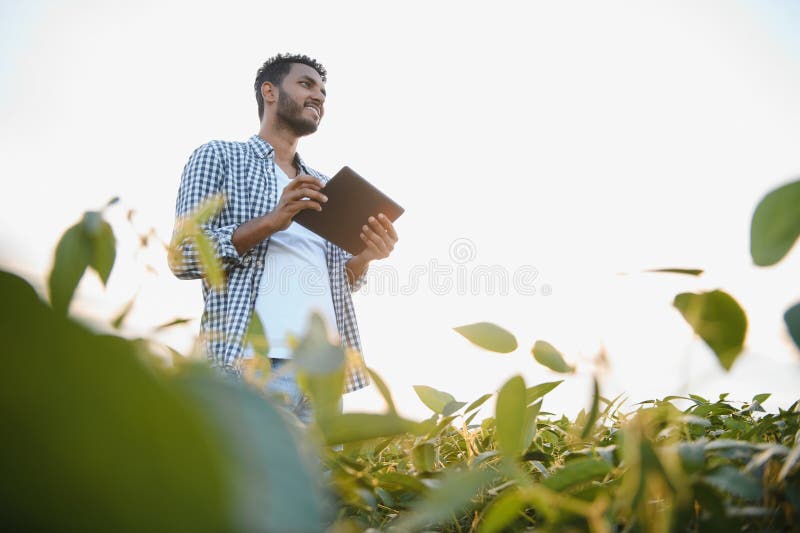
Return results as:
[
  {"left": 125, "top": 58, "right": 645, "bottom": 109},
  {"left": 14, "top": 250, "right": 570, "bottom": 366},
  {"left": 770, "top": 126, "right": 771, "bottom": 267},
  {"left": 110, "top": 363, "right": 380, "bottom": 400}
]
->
[{"left": 254, "top": 53, "right": 327, "bottom": 121}]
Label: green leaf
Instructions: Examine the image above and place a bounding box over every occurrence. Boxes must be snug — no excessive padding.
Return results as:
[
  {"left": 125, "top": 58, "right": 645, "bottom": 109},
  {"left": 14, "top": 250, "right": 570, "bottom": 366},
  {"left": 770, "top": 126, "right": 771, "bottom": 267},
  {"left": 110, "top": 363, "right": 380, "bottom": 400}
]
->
[
  {"left": 48, "top": 223, "right": 92, "bottom": 315},
  {"left": 531, "top": 341, "right": 575, "bottom": 373},
  {"left": 453, "top": 321, "right": 518, "bottom": 353},
  {"left": 464, "top": 393, "right": 493, "bottom": 414},
  {"left": 495, "top": 375, "right": 528, "bottom": 457},
  {"left": 294, "top": 313, "right": 345, "bottom": 422},
  {"left": 367, "top": 367, "right": 397, "bottom": 414},
  {"left": 581, "top": 377, "right": 600, "bottom": 439},
  {"left": 644, "top": 267, "right": 704, "bottom": 276},
  {"left": 194, "top": 231, "right": 225, "bottom": 289},
  {"left": 412, "top": 442, "right": 437, "bottom": 473},
  {"left": 442, "top": 400, "right": 467, "bottom": 417},
  {"left": 413, "top": 384, "right": 456, "bottom": 414},
  {"left": 478, "top": 488, "right": 526, "bottom": 533},
  {"left": 397, "top": 467, "right": 496, "bottom": 531},
  {"left": 243, "top": 312, "right": 269, "bottom": 358},
  {"left": 750, "top": 178, "right": 800, "bottom": 266},
  {"left": 753, "top": 393, "right": 771, "bottom": 405},
  {"left": 111, "top": 296, "right": 136, "bottom": 329},
  {"left": 542, "top": 458, "right": 611, "bottom": 491},
  {"left": 778, "top": 442, "right": 800, "bottom": 482},
  {"left": 525, "top": 380, "right": 564, "bottom": 404},
  {"left": 83, "top": 214, "right": 116, "bottom": 286},
  {"left": 320, "top": 413, "right": 421, "bottom": 445},
  {"left": 673, "top": 290, "right": 748, "bottom": 371},
  {"left": 154, "top": 317, "right": 193, "bottom": 331},
  {"left": 702, "top": 466, "right": 763, "bottom": 501},
  {"left": 784, "top": 302, "right": 800, "bottom": 352}
]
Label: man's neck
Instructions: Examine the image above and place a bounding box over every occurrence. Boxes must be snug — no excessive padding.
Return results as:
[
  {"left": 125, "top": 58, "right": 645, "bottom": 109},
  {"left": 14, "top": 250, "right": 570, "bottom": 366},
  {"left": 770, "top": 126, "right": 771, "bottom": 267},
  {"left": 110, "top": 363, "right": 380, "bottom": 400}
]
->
[{"left": 258, "top": 122, "right": 300, "bottom": 173}]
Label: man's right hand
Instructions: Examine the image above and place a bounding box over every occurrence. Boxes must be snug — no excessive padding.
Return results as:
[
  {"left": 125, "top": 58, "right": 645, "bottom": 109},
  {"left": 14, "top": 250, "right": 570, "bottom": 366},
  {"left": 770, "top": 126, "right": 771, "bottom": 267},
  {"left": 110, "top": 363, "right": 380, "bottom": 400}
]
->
[{"left": 266, "top": 175, "right": 328, "bottom": 232}]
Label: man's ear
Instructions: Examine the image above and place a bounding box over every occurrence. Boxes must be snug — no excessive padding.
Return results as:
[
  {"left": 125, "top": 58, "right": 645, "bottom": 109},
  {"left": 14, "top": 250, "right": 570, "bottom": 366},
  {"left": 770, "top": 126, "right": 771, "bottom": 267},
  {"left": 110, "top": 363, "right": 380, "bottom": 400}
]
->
[{"left": 261, "top": 81, "right": 278, "bottom": 104}]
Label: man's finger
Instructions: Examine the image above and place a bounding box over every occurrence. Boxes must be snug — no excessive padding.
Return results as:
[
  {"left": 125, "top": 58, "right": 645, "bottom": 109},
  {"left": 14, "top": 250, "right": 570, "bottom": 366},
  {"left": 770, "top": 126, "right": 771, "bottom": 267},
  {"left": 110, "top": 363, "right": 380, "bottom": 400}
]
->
[
  {"left": 362, "top": 223, "right": 391, "bottom": 254},
  {"left": 293, "top": 174, "right": 325, "bottom": 189},
  {"left": 376, "top": 213, "right": 399, "bottom": 241}
]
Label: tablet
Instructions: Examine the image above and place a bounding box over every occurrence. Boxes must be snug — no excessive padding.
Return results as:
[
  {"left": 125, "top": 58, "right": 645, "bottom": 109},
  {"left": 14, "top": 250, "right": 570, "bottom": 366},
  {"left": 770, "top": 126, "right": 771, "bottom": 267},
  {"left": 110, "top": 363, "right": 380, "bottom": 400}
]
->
[{"left": 293, "top": 166, "right": 405, "bottom": 255}]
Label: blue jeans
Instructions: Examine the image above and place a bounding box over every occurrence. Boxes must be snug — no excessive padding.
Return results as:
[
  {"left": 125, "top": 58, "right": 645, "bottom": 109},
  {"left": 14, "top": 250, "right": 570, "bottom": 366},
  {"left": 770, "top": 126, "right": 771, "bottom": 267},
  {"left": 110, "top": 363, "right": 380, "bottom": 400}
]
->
[{"left": 264, "top": 359, "right": 343, "bottom": 425}]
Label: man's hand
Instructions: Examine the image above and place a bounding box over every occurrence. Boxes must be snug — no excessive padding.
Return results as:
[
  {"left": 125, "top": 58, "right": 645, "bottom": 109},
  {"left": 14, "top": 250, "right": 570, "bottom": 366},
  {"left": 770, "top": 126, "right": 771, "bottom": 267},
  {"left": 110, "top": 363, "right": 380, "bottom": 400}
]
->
[
  {"left": 266, "top": 174, "right": 327, "bottom": 232},
  {"left": 357, "top": 213, "right": 398, "bottom": 262},
  {"left": 232, "top": 175, "right": 327, "bottom": 257},
  {"left": 345, "top": 213, "right": 398, "bottom": 285}
]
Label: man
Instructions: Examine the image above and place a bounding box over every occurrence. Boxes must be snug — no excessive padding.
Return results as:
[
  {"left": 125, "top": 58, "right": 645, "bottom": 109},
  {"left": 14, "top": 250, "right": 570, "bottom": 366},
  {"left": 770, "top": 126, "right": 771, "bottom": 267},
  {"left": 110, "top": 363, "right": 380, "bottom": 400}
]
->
[{"left": 168, "top": 53, "right": 398, "bottom": 422}]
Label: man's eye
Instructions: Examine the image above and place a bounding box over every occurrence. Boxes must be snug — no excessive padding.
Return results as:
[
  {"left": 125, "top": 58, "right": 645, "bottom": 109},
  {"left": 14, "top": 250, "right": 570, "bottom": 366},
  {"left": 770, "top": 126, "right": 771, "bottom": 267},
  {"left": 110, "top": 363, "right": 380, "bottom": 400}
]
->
[{"left": 300, "top": 81, "right": 310, "bottom": 87}]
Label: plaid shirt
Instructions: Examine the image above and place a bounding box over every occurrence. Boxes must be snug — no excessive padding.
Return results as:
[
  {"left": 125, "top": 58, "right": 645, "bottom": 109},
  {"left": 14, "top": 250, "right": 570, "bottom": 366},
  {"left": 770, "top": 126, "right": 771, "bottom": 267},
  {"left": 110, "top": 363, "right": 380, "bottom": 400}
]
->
[{"left": 169, "top": 134, "right": 369, "bottom": 393}]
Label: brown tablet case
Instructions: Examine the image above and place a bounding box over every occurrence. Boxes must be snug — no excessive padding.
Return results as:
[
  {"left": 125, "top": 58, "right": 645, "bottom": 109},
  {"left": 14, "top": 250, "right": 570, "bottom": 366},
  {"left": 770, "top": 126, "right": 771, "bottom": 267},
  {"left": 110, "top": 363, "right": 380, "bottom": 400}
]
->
[{"left": 293, "top": 166, "right": 405, "bottom": 255}]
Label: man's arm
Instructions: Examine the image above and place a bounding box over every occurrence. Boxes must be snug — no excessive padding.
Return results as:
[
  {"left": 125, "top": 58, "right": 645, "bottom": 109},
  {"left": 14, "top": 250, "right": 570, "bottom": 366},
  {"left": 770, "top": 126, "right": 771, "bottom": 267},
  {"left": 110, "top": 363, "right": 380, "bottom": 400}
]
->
[{"left": 168, "top": 143, "right": 245, "bottom": 280}]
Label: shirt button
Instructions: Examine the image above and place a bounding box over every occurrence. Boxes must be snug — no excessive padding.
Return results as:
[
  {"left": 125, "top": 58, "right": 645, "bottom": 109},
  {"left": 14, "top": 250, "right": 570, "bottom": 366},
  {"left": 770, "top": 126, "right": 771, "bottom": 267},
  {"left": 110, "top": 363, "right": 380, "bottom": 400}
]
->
[{"left": 256, "top": 260, "right": 264, "bottom": 268}]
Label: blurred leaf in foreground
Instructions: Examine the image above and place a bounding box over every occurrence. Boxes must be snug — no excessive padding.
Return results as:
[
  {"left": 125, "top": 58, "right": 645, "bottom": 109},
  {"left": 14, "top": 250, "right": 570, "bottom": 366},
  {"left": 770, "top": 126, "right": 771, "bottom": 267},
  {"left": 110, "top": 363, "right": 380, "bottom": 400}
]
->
[
  {"left": 673, "top": 290, "right": 748, "bottom": 371},
  {"left": 750, "top": 178, "right": 800, "bottom": 266},
  {"left": 414, "top": 384, "right": 457, "bottom": 414}
]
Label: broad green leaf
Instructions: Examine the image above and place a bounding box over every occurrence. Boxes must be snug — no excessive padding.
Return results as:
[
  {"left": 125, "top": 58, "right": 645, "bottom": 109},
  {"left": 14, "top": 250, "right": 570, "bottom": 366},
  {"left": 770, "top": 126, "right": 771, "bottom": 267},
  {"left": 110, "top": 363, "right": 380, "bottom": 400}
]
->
[
  {"left": 522, "top": 401, "right": 541, "bottom": 447},
  {"left": 412, "top": 442, "right": 437, "bottom": 473},
  {"left": 453, "top": 321, "right": 518, "bottom": 353},
  {"left": 243, "top": 312, "right": 269, "bottom": 358},
  {"left": 495, "top": 375, "right": 527, "bottom": 457},
  {"left": 525, "top": 380, "right": 564, "bottom": 404},
  {"left": 750, "top": 178, "right": 800, "bottom": 266},
  {"left": 702, "top": 466, "right": 763, "bottom": 501},
  {"left": 580, "top": 377, "right": 600, "bottom": 439},
  {"left": 84, "top": 215, "right": 116, "bottom": 286},
  {"left": 48, "top": 223, "right": 92, "bottom": 315},
  {"left": 644, "top": 267, "right": 704, "bottom": 276},
  {"left": 396, "top": 467, "right": 496, "bottom": 531},
  {"left": 478, "top": 488, "right": 526, "bottom": 533},
  {"left": 753, "top": 393, "right": 771, "bottom": 405},
  {"left": 320, "top": 413, "right": 421, "bottom": 445},
  {"left": 542, "top": 458, "right": 611, "bottom": 491},
  {"left": 2, "top": 270, "right": 326, "bottom": 531},
  {"left": 367, "top": 367, "right": 397, "bottom": 414},
  {"left": 464, "top": 393, "right": 493, "bottom": 414},
  {"left": 784, "top": 302, "right": 800, "bottom": 352},
  {"left": 294, "top": 313, "right": 345, "bottom": 422},
  {"left": 413, "top": 384, "right": 456, "bottom": 414},
  {"left": 531, "top": 341, "right": 575, "bottom": 373},
  {"left": 673, "top": 290, "right": 748, "bottom": 371},
  {"left": 442, "top": 400, "right": 467, "bottom": 417},
  {"left": 375, "top": 472, "right": 428, "bottom": 494}
]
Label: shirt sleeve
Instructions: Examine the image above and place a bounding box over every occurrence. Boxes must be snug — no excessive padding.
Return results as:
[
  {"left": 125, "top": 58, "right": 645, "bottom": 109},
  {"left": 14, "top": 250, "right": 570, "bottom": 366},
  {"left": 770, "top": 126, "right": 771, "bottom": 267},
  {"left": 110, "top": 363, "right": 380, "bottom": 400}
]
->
[
  {"left": 168, "top": 142, "right": 244, "bottom": 280},
  {"left": 343, "top": 249, "right": 369, "bottom": 293}
]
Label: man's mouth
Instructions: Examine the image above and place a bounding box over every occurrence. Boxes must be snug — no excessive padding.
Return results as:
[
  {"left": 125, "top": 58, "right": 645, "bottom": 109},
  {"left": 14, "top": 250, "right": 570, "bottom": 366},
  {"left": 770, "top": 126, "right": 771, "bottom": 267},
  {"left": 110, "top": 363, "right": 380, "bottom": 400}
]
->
[{"left": 304, "top": 104, "right": 321, "bottom": 120}]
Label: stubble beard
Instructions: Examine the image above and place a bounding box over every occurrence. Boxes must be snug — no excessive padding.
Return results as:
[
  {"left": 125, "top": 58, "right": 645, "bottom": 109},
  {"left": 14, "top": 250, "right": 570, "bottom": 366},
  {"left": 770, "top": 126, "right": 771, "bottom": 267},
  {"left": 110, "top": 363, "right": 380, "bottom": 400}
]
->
[{"left": 276, "top": 90, "right": 319, "bottom": 137}]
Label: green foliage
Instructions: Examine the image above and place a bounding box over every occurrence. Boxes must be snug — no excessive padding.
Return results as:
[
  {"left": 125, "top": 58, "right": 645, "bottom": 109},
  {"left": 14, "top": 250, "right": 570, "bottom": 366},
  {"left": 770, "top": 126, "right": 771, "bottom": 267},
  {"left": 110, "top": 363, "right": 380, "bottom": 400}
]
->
[
  {"left": 673, "top": 289, "right": 748, "bottom": 370},
  {"left": 531, "top": 340, "right": 575, "bottom": 373},
  {"left": 750, "top": 178, "right": 800, "bottom": 266},
  {"left": 48, "top": 209, "right": 117, "bottom": 315},
  {"left": 453, "top": 321, "right": 518, "bottom": 353}
]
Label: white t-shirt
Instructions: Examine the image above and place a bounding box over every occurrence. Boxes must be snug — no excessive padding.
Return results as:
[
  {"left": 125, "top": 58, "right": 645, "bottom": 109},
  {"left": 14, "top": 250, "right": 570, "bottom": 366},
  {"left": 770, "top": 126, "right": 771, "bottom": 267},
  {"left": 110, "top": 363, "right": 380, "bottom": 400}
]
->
[{"left": 248, "top": 164, "right": 338, "bottom": 359}]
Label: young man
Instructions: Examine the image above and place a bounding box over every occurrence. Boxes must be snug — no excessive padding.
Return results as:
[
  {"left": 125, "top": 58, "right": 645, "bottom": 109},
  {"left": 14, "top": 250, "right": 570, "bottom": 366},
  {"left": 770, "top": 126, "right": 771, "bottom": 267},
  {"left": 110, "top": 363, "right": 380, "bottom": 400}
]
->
[{"left": 169, "top": 54, "right": 398, "bottom": 422}]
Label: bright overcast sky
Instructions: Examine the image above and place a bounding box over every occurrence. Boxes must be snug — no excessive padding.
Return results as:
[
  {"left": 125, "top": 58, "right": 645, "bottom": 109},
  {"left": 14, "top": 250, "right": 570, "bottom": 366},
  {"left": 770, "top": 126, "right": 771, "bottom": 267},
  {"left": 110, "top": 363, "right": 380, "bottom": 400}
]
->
[{"left": 2, "top": 0, "right": 799, "bottom": 420}]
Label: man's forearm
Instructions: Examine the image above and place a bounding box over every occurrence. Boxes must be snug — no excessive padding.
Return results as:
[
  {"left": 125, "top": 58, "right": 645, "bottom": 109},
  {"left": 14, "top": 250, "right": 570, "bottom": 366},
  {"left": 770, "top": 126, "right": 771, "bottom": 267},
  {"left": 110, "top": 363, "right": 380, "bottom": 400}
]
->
[
  {"left": 231, "top": 213, "right": 280, "bottom": 257},
  {"left": 345, "top": 255, "right": 370, "bottom": 286}
]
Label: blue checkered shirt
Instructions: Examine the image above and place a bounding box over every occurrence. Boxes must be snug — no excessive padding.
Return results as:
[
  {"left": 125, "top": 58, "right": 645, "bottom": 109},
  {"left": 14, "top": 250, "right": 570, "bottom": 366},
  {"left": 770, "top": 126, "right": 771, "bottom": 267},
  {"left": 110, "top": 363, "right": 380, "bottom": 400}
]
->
[{"left": 169, "top": 134, "right": 370, "bottom": 393}]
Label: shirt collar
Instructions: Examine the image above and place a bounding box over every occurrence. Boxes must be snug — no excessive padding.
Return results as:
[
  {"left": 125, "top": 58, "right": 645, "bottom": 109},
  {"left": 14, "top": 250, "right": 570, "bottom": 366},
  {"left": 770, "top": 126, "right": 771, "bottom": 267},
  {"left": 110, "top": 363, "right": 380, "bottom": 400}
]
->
[{"left": 248, "top": 134, "right": 310, "bottom": 174}]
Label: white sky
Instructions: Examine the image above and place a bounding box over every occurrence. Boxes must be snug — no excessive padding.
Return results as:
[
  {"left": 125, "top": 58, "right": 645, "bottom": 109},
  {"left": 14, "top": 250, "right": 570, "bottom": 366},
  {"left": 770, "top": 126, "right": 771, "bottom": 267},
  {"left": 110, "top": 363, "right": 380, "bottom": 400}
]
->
[{"left": 2, "top": 0, "right": 799, "bottom": 421}]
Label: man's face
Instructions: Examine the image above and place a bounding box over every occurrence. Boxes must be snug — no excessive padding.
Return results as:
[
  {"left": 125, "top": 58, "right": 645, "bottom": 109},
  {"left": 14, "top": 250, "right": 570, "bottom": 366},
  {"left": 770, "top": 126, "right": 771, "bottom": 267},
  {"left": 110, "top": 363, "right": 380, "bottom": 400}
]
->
[{"left": 274, "top": 63, "right": 326, "bottom": 137}]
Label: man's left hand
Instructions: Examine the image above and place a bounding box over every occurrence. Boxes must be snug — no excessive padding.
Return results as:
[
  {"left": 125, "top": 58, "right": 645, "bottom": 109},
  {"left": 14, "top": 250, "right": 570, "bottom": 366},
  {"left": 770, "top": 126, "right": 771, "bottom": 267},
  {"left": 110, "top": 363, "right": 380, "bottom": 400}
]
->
[{"left": 357, "top": 213, "right": 398, "bottom": 262}]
